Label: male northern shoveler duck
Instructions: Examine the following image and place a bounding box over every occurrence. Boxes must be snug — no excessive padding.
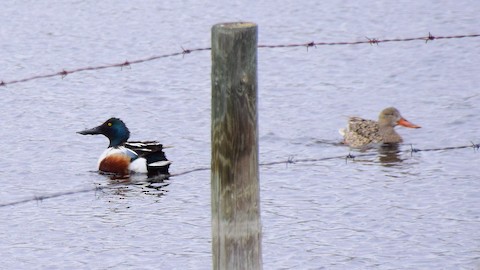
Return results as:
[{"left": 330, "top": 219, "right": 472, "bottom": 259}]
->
[
  {"left": 339, "top": 107, "right": 421, "bottom": 148},
  {"left": 77, "top": 118, "right": 171, "bottom": 178}
]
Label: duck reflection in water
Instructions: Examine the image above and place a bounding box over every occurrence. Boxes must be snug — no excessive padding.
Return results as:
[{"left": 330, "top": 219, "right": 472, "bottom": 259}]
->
[
  {"left": 103, "top": 175, "right": 171, "bottom": 199},
  {"left": 378, "top": 143, "right": 403, "bottom": 166}
]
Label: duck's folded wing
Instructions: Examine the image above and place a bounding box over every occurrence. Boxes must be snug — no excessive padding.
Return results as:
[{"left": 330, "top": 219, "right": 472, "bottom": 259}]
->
[
  {"left": 125, "top": 141, "right": 164, "bottom": 155},
  {"left": 347, "top": 117, "right": 381, "bottom": 142}
]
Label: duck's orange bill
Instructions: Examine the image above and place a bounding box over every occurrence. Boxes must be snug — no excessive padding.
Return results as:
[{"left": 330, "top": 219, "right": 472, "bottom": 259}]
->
[{"left": 397, "top": 118, "right": 421, "bottom": 128}]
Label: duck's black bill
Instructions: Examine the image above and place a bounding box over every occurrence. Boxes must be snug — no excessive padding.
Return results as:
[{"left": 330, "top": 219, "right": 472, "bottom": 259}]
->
[{"left": 77, "top": 126, "right": 102, "bottom": 135}]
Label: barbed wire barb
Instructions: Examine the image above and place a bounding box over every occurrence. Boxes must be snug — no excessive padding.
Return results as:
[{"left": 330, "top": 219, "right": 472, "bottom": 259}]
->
[
  {"left": 181, "top": 46, "right": 192, "bottom": 57},
  {"left": 470, "top": 141, "right": 479, "bottom": 151},
  {"left": 366, "top": 37, "right": 380, "bottom": 46},
  {"left": 59, "top": 70, "right": 68, "bottom": 79},
  {"left": 306, "top": 41, "right": 316, "bottom": 51},
  {"left": 120, "top": 60, "right": 131, "bottom": 70},
  {"left": 425, "top": 32, "right": 435, "bottom": 44},
  {"left": 286, "top": 155, "right": 296, "bottom": 168},
  {"left": 345, "top": 153, "right": 355, "bottom": 164},
  {"left": 409, "top": 144, "right": 421, "bottom": 156}
]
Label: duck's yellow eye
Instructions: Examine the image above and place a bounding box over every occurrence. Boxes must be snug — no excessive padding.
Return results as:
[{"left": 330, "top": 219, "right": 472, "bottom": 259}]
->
[{"left": 107, "top": 122, "right": 112, "bottom": 126}]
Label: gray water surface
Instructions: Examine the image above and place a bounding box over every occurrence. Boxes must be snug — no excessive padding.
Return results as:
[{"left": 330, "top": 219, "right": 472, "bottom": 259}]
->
[{"left": 0, "top": 1, "right": 479, "bottom": 269}]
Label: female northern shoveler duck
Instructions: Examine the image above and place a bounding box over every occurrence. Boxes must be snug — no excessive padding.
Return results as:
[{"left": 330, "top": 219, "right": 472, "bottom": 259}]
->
[
  {"left": 78, "top": 118, "right": 171, "bottom": 178},
  {"left": 339, "top": 107, "right": 421, "bottom": 148}
]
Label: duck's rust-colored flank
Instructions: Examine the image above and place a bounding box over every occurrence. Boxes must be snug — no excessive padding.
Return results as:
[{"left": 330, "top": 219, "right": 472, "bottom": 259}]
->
[{"left": 99, "top": 154, "right": 131, "bottom": 176}]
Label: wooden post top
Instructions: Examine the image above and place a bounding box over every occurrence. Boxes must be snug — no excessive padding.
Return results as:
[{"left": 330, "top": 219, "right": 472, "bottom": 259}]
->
[{"left": 213, "top": 22, "right": 257, "bottom": 29}]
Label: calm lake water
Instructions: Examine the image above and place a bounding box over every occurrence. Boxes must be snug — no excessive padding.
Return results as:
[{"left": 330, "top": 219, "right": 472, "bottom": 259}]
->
[{"left": 1, "top": 0, "right": 479, "bottom": 269}]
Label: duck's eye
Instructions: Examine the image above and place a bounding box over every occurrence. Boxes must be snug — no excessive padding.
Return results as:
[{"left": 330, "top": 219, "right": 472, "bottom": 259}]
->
[{"left": 107, "top": 122, "right": 112, "bottom": 127}]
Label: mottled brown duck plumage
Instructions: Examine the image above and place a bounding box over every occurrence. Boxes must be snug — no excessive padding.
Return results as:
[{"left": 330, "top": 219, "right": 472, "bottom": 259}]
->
[{"left": 340, "top": 107, "right": 421, "bottom": 148}]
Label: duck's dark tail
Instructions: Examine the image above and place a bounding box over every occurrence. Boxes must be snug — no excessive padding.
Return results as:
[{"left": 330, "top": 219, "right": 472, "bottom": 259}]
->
[
  {"left": 125, "top": 141, "right": 171, "bottom": 177},
  {"left": 145, "top": 152, "right": 171, "bottom": 177}
]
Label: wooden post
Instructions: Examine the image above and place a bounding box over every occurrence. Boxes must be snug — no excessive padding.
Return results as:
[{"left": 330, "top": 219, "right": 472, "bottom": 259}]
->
[{"left": 211, "top": 22, "right": 262, "bottom": 270}]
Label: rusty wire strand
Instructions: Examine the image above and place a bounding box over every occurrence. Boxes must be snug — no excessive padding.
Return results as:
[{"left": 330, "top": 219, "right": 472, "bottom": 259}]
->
[
  {"left": 0, "top": 142, "right": 477, "bottom": 208},
  {"left": 0, "top": 186, "right": 105, "bottom": 208},
  {"left": 1, "top": 33, "right": 479, "bottom": 87},
  {"left": 0, "top": 47, "right": 211, "bottom": 87},
  {"left": 257, "top": 33, "right": 480, "bottom": 48}
]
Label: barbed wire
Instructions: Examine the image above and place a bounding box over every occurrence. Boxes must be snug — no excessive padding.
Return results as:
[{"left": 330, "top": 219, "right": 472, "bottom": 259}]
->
[
  {"left": 257, "top": 33, "right": 480, "bottom": 49},
  {"left": 260, "top": 142, "right": 479, "bottom": 166},
  {"left": 1, "top": 33, "right": 479, "bottom": 87},
  {"left": 0, "top": 186, "right": 105, "bottom": 208},
  {"left": 0, "top": 47, "right": 211, "bottom": 87},
  {"left": 0, "top": 142, "right": 477, "bottom": 208}
]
